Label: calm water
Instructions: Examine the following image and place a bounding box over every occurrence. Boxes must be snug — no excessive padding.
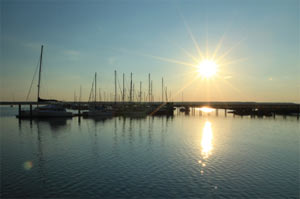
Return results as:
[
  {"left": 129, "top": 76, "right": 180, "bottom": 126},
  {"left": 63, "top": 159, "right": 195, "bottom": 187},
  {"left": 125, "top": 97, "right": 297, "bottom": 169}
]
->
[{"left": 1, "top": 106, "right": 299, "bottom": 198}]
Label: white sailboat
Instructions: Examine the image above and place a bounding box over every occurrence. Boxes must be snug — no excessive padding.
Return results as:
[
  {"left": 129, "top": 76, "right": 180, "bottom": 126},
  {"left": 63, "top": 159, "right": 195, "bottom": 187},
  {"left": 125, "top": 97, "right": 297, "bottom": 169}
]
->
[
  {"left": 82, "top": 73, "right": 114, "bottom": 117},
  {"left": 17, "top": 45, "right": 73, "bottom": 118}
]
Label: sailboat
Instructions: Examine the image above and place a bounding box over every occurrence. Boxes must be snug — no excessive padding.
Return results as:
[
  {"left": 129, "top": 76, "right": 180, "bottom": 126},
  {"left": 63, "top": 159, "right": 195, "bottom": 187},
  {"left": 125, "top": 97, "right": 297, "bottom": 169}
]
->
[
  {"left": 17, "top": 45, "right": 73, "bottom": 118},
  {"left": 82, "top": 73, "right": 114, "bottom": 117},
  {"left": 121, "top": 104, "right": 151, "bottom": 118}
]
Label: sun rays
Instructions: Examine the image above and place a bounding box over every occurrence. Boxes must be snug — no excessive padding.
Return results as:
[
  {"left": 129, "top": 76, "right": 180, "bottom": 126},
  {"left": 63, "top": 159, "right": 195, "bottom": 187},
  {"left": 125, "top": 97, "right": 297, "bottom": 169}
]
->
[
  {"left": 114, "top": 15, "right": 246, "bottom": 101},
  {"left": 136, "top": 18, "right": 246, "bottom": 101}
]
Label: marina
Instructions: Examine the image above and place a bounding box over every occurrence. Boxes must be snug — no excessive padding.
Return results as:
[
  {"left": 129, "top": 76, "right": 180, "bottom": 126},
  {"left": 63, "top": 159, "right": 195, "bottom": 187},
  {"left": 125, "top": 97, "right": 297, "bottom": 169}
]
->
[
  {"left": 2, "top": 44, "right": 298, "bottom": 120},
  {"left": 3, "top": 101, "right": 299, "bottom": 119},
  {"left": 1, "top": 0, "right": 299, "bottom": 198}
]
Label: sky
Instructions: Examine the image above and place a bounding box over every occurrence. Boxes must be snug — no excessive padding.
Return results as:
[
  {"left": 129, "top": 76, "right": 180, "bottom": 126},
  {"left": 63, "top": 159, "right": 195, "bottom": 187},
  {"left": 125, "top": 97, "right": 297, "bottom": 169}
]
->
[{"left": 1, "top": 0, "right": 299, "bottom": 102}]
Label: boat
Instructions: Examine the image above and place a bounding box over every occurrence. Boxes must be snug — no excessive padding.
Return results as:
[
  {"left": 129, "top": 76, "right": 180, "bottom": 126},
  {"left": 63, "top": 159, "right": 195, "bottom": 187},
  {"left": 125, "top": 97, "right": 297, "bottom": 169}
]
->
[
  {"left": 179, "top": 107, "right": 186, "bottom": 112},
  {"left": 179, "top": 106, "right": 190, "bottom": 113},
  {"left": 17, "top": 45, "right": 73, "bottom": 118},
  {"left": 123, "top": 109, "right": 149, "bottom": 118},
  {"left": 151, "top": 103, "right": 174, "bottom": 115},
  {"left": 17, "top": 104, "right": 72, "bottom": 118},
  {"left": 119, "top": 104, "right": 151, "bottom": 118},
  {"left": 82, "top": 73, "right": 115, "bottom": 118},
  {"left": 82, "top": 105, "right": 114, "bottom": 117}
]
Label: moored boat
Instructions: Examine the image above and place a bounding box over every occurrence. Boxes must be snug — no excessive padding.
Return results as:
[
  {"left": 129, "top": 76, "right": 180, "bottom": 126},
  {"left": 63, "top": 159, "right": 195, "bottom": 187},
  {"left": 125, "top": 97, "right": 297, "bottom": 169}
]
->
[
  {"left": 17, "top": 104, "right": 72, "bottom": 118},
  {"left": 119, "top": 104, "right": 151, "bottom": 118},
  {"left": 82, "top": 73, "right": 115, "bottom": 118},
  {"left": 16, "top": 45, "right": 73, "bottom": 118},
  {"left": 82, "top": 105, "right": 114, "bottom": 117}
]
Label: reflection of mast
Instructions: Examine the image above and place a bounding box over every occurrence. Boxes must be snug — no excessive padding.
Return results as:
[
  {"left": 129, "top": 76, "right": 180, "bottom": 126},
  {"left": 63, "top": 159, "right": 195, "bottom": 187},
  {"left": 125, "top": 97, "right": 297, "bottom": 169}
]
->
[
  {"left": 148, "top": 117, "right": 153, "bottom": 145},
  {"left": 138, "top": 118, "right": 142, "bottom": 137},
  {"left": 112, "top": 118, "right": 119, "bottom": 155},
  {"left": 122, "top": 117, "right": 126, "bottom": 137},
  {"left": 166, "top": 114, "right": 170, "bottom": 133},
  {"left": 36, "top": 121, "right": 46, "bottom": 184},
  {"left": 128, "top": 118, "right": 133, "bottom": 144},
  {"left": 160, "top": 116, "right": 165, "bottom": 146}
]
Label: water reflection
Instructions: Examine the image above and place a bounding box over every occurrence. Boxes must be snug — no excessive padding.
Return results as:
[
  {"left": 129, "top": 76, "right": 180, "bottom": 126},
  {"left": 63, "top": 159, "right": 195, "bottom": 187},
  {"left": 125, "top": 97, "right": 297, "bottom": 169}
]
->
[
  {"left": 19, "top": 118, "right": 70, "bottom": 130},
  {"left": 198, "top": 107, "right": 215, "bottom": 113},
  {"left": 201, "top": 121, "right": 213, "bottom": 159},
  {"left": 85, "top": 117, "right": 113, "bottom": 123}
]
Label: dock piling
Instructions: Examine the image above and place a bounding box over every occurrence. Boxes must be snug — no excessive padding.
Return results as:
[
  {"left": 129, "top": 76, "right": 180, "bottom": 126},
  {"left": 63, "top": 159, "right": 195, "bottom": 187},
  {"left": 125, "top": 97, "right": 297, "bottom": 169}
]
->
[
  {"left": 18, "top": 104, "right": 21, "bottom": 117},
  {"left": 78, "top": 104, "right": 81, "bottom": 116},
  {"left": 30, "top": 104, "right": 32, "bottom": 118}
]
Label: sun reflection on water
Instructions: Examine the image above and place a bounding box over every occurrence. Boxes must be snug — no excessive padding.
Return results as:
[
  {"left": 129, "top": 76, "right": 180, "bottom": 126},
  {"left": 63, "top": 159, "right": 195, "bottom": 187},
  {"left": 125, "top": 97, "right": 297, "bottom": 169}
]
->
[
  {"left": 201, "top": 121, "right": 213, "bottom": 159},
  {"left": 198, "top": 107, "right": 215, "bottom": 113}
]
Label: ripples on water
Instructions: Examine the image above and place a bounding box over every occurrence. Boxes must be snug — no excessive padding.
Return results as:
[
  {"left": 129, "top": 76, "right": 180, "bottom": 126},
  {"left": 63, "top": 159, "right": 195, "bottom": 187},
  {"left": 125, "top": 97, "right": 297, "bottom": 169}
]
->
[{"left": 1, "top": 107, "right": 299, "bottom": 198}]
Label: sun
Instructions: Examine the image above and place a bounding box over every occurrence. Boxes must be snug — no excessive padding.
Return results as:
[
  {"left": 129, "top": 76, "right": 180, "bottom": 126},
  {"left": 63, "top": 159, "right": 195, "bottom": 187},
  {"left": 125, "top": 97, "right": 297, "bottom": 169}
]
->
[{"left": 197, "top": 59, "right": 218, "bottom": 78}]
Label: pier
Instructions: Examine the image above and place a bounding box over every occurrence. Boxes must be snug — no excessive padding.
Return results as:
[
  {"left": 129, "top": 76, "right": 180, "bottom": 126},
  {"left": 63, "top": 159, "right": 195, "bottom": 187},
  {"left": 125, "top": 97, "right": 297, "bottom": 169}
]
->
[{"left": 2, "top": 101, "right": 299, "bottom": 118}]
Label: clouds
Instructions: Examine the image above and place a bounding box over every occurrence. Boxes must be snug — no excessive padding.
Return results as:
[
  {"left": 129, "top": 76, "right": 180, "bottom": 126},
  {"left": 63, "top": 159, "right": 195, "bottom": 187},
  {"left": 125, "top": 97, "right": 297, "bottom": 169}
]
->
[
  {"left": 63, "top": 50, "right": 80, "bottom": 61},
  {"left": 23, "top": 42, "right": 41, "bottom": 49},
  {"left": 108, "top": 56, "right": 118, "bottom": 66}
]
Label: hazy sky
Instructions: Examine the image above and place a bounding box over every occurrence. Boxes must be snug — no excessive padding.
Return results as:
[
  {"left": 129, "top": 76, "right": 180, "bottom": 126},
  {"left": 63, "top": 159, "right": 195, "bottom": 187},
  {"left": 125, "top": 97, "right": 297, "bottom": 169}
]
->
[{"left": 1, "top": 0, "right": 299, "bottom": 102}]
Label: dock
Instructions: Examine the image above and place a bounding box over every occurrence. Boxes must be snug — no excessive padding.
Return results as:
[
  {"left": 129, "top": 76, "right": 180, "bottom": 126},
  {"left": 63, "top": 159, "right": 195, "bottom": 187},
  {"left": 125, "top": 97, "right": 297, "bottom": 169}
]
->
[{"left": 1, "top": 101, "right": 299, "bottom": 119}]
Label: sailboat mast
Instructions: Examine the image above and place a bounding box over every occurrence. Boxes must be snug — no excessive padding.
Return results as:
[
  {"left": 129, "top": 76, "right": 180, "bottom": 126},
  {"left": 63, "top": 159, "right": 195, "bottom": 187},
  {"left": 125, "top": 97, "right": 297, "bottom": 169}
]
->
[
  {"left": 114, "top": 70, "right": 117, "bottom": 103},
  {"left": 133, "top": 83, "right": 135, "bottom": 102},
  {"left": 122, "top": 73, "right": 125, "bottom": 102},
  {"left": 148, "top": 73, "right": 150, "bottom": 102},
  {"left": 99, "top": 88, "right": 101, "bottom": 102},
  {"left": 130, "top": 73, "right": 132, "bottom": 102},
  {"left": 151, "top": 80, "right": 153, "bottom": 102},
  {"left": 95, "top": 72, "right": 97, "bottom": 103},
  {"left": 165, "top": 87, "right": 168, "bottom": 102},
  {"left": 37, "top": 45, "right": 43, "bottom": 103},
  {"left": 162, "top": 77, "right": 164, "bottom": 102},
  {"left": 80, "top": 85, "right": 82, "bottom": 102},
  {"left": 140, "top": 81, "right": 142, "bottom": 103}
]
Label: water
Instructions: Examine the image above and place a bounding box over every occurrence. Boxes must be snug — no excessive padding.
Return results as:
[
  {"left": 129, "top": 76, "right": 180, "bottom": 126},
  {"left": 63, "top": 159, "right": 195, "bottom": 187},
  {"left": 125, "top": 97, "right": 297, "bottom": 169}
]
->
[{"left": 1, "top": 106, "right": 299, "bottom": 198}]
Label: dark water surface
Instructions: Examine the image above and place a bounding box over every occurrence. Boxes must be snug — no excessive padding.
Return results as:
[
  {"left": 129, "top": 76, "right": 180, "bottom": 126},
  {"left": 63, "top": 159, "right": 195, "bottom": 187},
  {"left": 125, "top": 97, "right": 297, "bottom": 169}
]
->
[{"left": 1, "top": 107, "right": 299, "bottom": 198}]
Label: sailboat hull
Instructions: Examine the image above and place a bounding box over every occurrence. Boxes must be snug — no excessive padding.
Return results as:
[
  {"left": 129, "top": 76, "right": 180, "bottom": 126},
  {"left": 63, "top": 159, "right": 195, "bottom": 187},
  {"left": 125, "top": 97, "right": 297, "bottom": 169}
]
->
[
  {"left": 82, "top": 111, "right": 114, "bottom": 118},
  {"left": 17, "top": 110, "right": 73, "bottom": 118}
]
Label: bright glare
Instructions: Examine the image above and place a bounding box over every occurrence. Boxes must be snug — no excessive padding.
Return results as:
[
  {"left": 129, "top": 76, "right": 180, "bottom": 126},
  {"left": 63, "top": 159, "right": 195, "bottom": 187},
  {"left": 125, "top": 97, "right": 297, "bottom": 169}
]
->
[
  {"left": 199, "top": 107, "right": 214, "bottom": 113},
  {"left": 197, "top": 60, "right": 218, "bottom": 78},
  {"left": 201, "top": 121, "right": 213, "bottom": 159}
]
